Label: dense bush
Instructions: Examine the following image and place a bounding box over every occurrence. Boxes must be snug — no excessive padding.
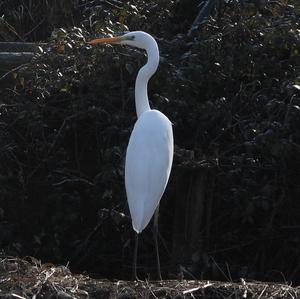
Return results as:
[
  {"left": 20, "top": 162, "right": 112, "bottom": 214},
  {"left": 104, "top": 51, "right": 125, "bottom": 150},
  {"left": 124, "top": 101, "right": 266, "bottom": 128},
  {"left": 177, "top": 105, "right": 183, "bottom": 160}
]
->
[{"left": 0, "top": 0, "right": 300, "bottom": 282}]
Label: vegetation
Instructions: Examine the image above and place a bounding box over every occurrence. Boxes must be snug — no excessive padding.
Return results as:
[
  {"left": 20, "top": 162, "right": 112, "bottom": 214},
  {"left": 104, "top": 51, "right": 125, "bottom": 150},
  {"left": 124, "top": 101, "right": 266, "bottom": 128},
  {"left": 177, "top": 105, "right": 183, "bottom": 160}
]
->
[
  {"left": 1, "top": 257, "right": 299, "bottom": 299},
  {"left": 0, "top": 0, "right": 299, "bottom": 286}
]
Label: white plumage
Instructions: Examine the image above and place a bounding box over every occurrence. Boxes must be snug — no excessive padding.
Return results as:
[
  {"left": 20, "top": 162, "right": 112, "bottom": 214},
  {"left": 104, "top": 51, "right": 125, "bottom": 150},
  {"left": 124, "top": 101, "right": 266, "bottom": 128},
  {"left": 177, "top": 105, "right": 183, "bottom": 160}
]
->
[{"left": 125, "top": 109, "right": 173, "bottom": 233}]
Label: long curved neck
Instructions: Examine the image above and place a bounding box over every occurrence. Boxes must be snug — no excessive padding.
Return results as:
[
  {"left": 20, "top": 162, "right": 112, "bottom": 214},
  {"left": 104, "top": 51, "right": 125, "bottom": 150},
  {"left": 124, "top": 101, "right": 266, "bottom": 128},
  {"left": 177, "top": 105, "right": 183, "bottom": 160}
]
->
[{"left": 135, "top": 39, "right": 159, "bottom": 118}]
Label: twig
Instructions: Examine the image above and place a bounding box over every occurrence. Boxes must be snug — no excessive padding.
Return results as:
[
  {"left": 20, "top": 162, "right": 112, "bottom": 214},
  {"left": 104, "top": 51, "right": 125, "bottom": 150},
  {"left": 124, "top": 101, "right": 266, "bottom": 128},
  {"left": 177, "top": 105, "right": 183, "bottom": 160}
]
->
[
  {"left": 210, "top": 256, "right": 231, "bottom": 281},
  {"left": 188, "top": 0, "right": 219, "bottom": 37},
  {"left": 0, "top": 63, "right": 29, "bottom": 82},
  {"left": 257, "top": 285, "right": 267, "bottom": 299},
  {"left": 52, "top": 177, "right": 94, "bottom": 187},
  {"left": 24, "top": 18, "right": 45, "bottom": 37},
  {"left": 182, "top": 282, "right": 212, "bottom": 295},
  {"left": 0, "top": 17, "right": 24, "bottom": 41}
]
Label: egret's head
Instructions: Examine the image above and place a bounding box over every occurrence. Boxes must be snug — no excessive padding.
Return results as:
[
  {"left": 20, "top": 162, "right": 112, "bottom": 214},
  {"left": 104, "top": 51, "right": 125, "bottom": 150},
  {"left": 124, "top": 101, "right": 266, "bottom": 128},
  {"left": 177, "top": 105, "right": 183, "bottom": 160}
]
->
[{"left": 88, "top": 31, "right": 154, "bottom": 50}]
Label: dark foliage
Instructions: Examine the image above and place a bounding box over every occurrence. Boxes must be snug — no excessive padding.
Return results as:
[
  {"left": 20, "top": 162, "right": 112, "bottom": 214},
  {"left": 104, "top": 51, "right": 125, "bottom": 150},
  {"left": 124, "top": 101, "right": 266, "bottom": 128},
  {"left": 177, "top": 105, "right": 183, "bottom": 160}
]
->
[{"left": 0, "top": 0, "right": 300, "bottom": 283}]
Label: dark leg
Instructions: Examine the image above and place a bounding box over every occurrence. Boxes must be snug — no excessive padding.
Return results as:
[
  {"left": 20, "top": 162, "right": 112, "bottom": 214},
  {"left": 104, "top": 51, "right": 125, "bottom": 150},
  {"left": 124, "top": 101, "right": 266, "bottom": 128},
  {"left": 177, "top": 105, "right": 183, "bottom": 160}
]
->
[
  {"left": 153, "top": 206, "right": 162, "bottom": 280},
  {"left": 133, "top": 232, "right": 139, "bottom": 280}
]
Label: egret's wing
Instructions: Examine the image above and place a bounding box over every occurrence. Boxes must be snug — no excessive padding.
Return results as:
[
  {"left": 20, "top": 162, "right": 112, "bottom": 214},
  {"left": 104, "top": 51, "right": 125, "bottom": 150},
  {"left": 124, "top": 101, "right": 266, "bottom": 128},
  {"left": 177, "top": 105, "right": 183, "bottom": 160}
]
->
[{"left": 125, "top": 110, "right": 173, "bottom": 233}]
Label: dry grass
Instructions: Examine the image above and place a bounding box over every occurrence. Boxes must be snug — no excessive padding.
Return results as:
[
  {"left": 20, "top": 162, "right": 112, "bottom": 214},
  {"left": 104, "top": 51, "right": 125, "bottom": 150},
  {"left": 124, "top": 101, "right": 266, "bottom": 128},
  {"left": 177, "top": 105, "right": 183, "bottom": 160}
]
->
[{"left": 0, "top": 256, "right": 299, "bottom": 298}]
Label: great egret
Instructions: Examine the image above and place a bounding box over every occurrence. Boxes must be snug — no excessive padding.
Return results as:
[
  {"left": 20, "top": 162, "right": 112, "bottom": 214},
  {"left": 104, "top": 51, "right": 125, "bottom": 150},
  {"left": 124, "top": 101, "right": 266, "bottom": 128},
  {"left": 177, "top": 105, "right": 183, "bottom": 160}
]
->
[{"left": 88, "top": 31, "right": 174, "bottom": 280}]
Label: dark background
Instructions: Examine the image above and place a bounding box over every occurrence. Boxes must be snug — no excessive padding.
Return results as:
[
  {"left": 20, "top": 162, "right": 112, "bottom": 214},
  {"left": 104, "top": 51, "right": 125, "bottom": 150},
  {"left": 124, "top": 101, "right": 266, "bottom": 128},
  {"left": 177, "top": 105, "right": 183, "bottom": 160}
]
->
[{"left": 0, "top": 0, "right": 299, "bottom": 283}]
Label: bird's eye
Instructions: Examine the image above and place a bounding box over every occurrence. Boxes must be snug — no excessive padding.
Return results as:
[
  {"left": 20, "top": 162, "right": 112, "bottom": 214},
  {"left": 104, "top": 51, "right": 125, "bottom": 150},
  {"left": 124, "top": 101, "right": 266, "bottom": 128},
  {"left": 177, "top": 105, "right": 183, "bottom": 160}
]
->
[{"left": 129, "top": 35, "right": 135, "bottom": 40}]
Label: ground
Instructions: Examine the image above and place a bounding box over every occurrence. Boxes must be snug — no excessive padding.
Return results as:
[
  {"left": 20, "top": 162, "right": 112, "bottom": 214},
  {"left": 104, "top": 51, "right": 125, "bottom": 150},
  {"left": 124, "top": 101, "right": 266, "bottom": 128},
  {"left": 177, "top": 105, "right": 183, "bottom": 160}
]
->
[{"left": 0, "top": 257, "right": 299, "bottom": 299}]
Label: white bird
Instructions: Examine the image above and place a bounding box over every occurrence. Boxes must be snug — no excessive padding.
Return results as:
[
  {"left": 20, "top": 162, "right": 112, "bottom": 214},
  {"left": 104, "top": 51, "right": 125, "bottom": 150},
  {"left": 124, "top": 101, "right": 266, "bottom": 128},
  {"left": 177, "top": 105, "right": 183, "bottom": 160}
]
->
[{"left": 88, "top": 31, "right": 174, "bottom": 280}]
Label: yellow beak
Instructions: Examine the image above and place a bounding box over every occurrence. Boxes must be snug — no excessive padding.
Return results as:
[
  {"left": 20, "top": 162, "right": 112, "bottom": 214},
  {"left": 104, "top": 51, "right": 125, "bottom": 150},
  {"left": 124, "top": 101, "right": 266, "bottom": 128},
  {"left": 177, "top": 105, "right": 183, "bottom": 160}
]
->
[{"left": 88, "top": 36, "right": 123, "bottom": 45}]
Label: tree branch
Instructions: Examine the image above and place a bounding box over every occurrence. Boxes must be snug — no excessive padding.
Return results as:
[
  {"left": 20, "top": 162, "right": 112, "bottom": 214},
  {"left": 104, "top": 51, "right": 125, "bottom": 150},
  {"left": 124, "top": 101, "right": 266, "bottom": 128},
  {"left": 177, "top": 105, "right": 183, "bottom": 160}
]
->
[{"left": 188, "top": 0, "right": 219, "bottom": 37}]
